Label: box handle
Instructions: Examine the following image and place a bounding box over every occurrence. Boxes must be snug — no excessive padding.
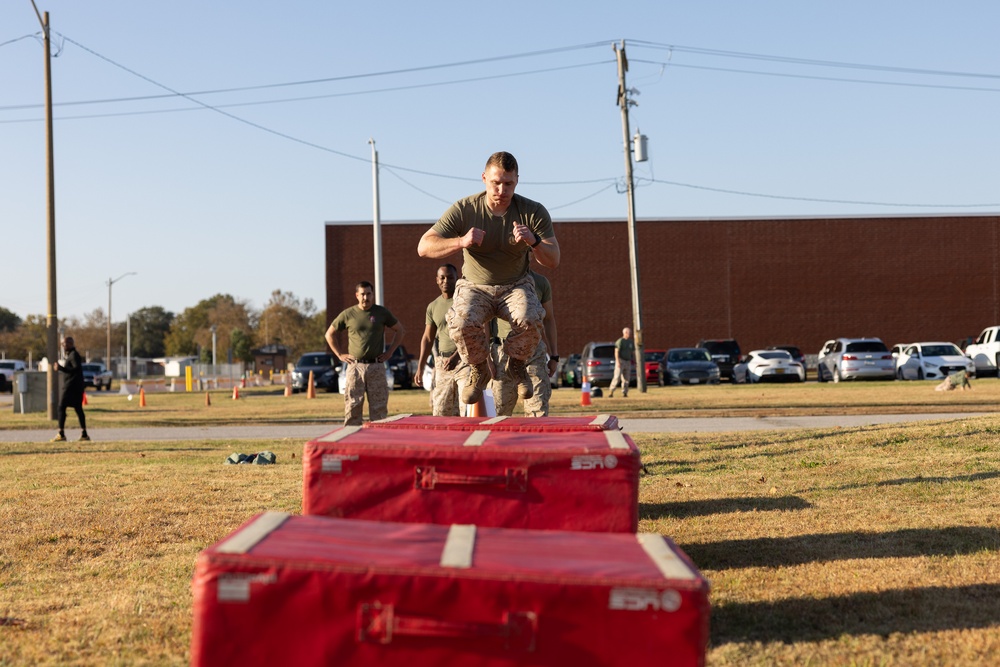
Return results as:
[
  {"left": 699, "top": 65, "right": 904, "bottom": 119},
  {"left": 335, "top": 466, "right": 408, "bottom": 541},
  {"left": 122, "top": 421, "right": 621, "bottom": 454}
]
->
[
  {"left": 357, "top": 602, "right": 536, "bottom": 651},
  {"left": 414, "top": 466, "right": 528, "bottom": 492}
]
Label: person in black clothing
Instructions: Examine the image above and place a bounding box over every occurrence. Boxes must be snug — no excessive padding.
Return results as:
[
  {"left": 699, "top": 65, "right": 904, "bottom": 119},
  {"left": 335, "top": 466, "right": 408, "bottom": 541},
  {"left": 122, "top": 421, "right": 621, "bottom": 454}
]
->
[{"left": 52, "top": 336, "right": 89, "bottom": 442}]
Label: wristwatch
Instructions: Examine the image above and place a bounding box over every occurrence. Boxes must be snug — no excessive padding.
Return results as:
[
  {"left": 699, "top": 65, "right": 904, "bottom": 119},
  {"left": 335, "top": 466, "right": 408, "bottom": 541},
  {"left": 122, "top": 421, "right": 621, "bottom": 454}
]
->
[
  {"left": 530, "top": 234, "right": 542, "bottom": 248},
  {"left": 550, "top": 355, "right": 560, "bottom": 362}
]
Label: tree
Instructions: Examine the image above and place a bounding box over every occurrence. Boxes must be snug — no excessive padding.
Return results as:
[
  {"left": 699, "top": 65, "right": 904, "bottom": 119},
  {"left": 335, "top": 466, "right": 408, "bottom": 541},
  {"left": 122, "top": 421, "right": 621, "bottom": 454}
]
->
[
  {"left": 0, "top": 306, "right": 21, "bottom": 333},
  {"left": 130, "top": 306, "right": 174, "bottom": 358},
  {"left": 230, "top": 329, "right": 254, "bottom": 363},
  {"left": 164, "top": 294, "right": 253, "bottom": 360},
  {"left": 0, "top": 314, "right": 48, "bottom": 363},
  {"left": 255, "top": 290, "right": 326, "bottom": 358}
]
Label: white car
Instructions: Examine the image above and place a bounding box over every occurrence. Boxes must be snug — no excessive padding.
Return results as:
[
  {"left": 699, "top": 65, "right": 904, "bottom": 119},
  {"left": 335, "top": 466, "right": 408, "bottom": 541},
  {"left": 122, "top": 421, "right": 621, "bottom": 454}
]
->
[
  {"left": 734, "top": 349, "right": 805, "bottom": 384},
  {"left": 894, "top": 342, "right": 975, "bottom": 381}
]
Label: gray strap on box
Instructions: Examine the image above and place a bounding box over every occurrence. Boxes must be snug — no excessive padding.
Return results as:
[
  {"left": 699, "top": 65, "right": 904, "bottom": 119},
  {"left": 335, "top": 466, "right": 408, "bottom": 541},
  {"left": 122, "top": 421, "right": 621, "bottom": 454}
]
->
[
  {"left": 217, "top": 512, "right": 290, "bottom": 554},
  {"left": 463, "top": 431, "right": 490, "bottom": 447},
  {"left": 374, "top": 414, "right": 410, "bottom": 423},
  {"left": 603, "top": 430, "right": 630, "bottom": 450},
  {"left": 481, "top": 416, "right": 508, "bottom": 424},
  {"left": 440, "top": 524, "right": 477, "bottom": 569},
  {"left": 590, "top": 414, "right": 612, "bottom": 427},
  {"left": 318, "top": 425, "right": 362, "bottom": 442},
  {"left": 637, "top": 533, "right": 697, "bottom": 581}
]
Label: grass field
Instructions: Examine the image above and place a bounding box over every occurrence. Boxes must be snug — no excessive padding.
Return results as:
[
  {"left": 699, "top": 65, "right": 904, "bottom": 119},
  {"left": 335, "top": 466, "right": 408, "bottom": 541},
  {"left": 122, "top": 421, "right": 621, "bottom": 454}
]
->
[{"left": 2, "top": 382, "right": 999, "bottom": 664}]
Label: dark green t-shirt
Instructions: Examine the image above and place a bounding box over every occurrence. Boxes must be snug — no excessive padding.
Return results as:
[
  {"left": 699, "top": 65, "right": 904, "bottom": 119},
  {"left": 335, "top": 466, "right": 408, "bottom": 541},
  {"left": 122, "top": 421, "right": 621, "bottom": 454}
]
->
[
  {"left": 331, "top": 304, "right": 398, "bottom": 361},
  {"left": 432, "top": 192, "right": 554, "bottom": 286},
  {"left": 615, "top": 336, "right": 634, "bottom": 362},
  {"left": 425, "top": 295, "right": 457, "bottom": 357}
]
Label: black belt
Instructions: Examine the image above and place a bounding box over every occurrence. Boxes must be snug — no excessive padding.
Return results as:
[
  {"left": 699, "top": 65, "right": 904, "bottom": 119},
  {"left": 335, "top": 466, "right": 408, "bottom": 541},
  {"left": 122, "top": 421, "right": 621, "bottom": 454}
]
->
[{"left": 356, "top": 358, "right": 379, "bottom": 364}]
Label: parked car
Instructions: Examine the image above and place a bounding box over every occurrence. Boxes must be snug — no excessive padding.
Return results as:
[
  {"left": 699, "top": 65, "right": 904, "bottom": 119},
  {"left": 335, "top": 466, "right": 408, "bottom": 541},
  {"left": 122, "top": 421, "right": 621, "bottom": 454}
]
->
[
  {"left": 291, "top": 352, "right": 339, "bottom": 393},
  {"left": 895, "top": 342, "right": 974, "bottom": 381},
  {"left": 558, "top": 353, "right": 582, "bottom": 388},
  {"left": 734, "top": 349, "right": 805, "bottom": 384},
  {"left": 386, "top": 345, "right": 415, "bottom": 389},
  {"left": 663, "top": 347, "right": 720, "bottom": 386},
  {"left": 696, "top": 339, "right": 741, "bottom": 382},
  {"left": 0, "top": 359, "right": 27, "bottom": 392},
  {"left": 766, "top": 345, "right": 806, "bottom": 377},
  {"left": 82, "top": 362, "right": 113, "bottom": 391},
  {"left": 964, "top": 326, "right": 1000, "bottom": 377},
  {"left": 643, "top": 349, "right": 666, "bottom": 386},
  {"left": 579, "top": 341, "right": 617, "bottom": 387},
  {"left": 816, "top": 338, "right": 895, "bottom": 382}
]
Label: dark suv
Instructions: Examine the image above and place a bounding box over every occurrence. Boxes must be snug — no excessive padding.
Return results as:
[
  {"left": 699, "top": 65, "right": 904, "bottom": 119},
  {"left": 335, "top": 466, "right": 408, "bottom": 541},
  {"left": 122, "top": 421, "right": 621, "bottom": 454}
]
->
[
  {"left": 291, "top": 352, "right": 339, "bottom": 393},
  {"left": 387, "top": 345, "right": 414, "bottom": 389},
  {"left": 697, "top": 339, "right": 742, "bottom": 382}
]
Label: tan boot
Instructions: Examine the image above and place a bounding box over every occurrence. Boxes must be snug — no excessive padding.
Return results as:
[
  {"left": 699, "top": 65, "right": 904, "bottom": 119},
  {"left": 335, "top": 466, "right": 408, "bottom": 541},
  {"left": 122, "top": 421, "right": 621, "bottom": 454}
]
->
[
  {"left": 506, "top": 357, "right": 533, "bottom": 400},
  {"left": 461, "top": 361, "right": 491, "bottom": 405}
]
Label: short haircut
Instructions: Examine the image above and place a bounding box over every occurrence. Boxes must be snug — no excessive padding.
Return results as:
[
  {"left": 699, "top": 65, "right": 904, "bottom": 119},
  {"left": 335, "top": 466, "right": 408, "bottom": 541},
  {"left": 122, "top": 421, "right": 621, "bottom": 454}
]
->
[
  {"left": 485, "top": 151, "right": 518, "bottom": 174},
  {"left": 355, "top": 281, "right": 374, "bottom": 292},
  {"left": 439, "top": 263, "right": 458, "bottom": 275}
]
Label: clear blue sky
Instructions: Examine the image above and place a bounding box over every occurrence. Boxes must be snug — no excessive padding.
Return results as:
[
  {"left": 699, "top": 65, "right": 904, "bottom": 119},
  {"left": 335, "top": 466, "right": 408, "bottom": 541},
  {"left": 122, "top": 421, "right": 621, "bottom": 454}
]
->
[{"left": 3, "top": 1, "right": 999, "bottom": 322}]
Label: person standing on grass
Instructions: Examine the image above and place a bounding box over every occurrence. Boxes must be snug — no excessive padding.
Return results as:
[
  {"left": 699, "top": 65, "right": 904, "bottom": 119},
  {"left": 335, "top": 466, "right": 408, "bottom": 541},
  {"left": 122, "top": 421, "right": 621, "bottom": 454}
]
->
[
  {"left": 417, "top": 151, "right": 560, "bottom": 406},
  {"left": 415, "top": 264, "right": 461, "bottom": 416},
  {"left": 325, "top": 281, "right": 405, "bottom": 426},
  {"left": 52, "top": 336, "right": 89, "bottom": 442},
  {"left": 608, "top": 327, "right": 634, "bottom": 398}
]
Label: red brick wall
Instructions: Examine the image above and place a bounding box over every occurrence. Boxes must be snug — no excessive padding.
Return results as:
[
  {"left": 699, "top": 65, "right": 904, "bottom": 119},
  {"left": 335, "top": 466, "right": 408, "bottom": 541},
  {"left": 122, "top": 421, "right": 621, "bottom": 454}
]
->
[{"left": 327, "top": 216, "right": 1000, "bottom": 360}]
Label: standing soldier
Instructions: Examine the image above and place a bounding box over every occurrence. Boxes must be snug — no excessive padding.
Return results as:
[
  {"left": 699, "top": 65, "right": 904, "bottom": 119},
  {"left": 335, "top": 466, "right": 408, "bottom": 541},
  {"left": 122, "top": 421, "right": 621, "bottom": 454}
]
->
[
  {"left": 609, "top": 327, "right": 634, "bottom": 398},
  {"left": 325, "top": 281, "right": 405, "bottom": 425},
  {"left": 52, "top": 335, "right": 90, "bottom": 442},
  {"left": 490, "top": 269, "right": 559, "bottom": 416},
  {"left": 415, "top": 264, "right": 461, "bottom": 416}
]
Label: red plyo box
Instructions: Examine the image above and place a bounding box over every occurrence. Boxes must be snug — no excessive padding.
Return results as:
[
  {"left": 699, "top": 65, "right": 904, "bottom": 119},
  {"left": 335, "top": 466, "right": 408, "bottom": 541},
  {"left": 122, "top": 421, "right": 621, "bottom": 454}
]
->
[
  {"left": 303, "top": 426, "right": 640, "bottom": 532},
  {"left": 191, "top": 512, "right": 710, "bottom": 667},
  {"left": 365, "top": 413, "right": 620, "bottom": 432}
]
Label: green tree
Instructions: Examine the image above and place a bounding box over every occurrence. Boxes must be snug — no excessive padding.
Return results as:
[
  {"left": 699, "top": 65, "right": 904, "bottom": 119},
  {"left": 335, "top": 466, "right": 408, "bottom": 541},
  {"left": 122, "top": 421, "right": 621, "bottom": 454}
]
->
[
  {"left": 131, "top": 306, "right": 174, "bottom": 358},
  {"left": 0, "top": 306, "right": 21, "bottom": 333},
  {"left": 164, "top": 294, "right": 253, "bottom": 360},
  {"left": 256, "top": 290, "right": 326, "bottom": 358},
  {"left": 0, "top": 314, "right": 48, "bottom": 363},
  {"left": 230, "top": 329, "right": 254, "bottom": 363}
]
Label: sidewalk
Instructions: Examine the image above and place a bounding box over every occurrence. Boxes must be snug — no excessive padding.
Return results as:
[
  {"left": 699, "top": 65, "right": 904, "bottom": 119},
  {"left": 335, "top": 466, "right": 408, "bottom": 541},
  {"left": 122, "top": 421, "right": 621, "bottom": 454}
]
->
[{"left": 0, "top": 413, "right": 991, "bottom": 443}]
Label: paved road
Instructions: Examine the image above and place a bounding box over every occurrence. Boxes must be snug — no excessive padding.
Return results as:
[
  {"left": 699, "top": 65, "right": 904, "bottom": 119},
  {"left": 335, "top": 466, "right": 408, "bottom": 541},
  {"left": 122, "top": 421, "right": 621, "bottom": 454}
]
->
[{"left": 0, "top": 413, "right": 992, "bottom": 443}]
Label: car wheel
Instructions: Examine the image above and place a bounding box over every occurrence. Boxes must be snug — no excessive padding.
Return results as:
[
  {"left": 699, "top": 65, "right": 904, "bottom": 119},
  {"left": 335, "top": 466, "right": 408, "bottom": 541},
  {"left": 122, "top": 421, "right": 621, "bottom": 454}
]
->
[{"left": 917, "top": 368, "right": 924, "bottom": 381}]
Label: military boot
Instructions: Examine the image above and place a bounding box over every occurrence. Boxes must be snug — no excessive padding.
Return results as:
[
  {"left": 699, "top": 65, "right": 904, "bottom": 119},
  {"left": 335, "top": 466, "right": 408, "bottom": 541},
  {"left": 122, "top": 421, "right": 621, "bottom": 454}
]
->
[
  {"left": 461, "top": 361, "right": 491, "bottom": 405},
  {"left": 506, "top": 356, "right": 534, "bottom": 400}
]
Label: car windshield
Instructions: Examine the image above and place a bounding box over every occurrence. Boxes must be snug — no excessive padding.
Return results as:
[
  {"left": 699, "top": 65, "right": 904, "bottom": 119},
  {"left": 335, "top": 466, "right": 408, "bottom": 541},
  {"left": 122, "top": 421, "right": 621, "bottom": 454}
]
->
[
  {"left": 668, "top": 349, "right": 710, "bottom": 362},
  {"left": 0, "top": 362, "right": 14, "bottom": 370},
  {"left": 645, "top": 351, "right": 665, "bottom": 362},
  {"left": 592, "top": 346, "right": 615, "bottom": 359},
  {"left": 297, "top": 354, "right": 333, "bottom": 366},
  {"left": 921, "top": 344, "right": 961, "bottom": 357},
  {"left": 702, "top": 341, "right": 739, "bottom": 355},
  {"left": 845, "top": 341, "right": 888, "bottom": 353},
  {"left": 82, "top": 364, "right": 102, "bottom": 372}
]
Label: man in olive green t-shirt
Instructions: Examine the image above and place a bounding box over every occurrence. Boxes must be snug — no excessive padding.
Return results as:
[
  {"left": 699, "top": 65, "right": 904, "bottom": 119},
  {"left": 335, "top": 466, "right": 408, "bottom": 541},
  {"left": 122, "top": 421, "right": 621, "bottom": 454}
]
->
[
  {"left": 325, "top": 281, "right": 405, "bottom": 425},
  {"left": 417, "top": 152, "right": 561, "bottom": 407},
  {"left": 609, "top": 327, "right": 634, "bottom": 398},
  {"left": 414, "top": 264, "right": 460, "bottom": 416}
]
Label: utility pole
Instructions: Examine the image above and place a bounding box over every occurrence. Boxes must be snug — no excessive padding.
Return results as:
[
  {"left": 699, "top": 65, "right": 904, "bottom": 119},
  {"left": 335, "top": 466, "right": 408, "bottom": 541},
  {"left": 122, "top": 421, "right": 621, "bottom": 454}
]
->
[
  {"left": 615, "top": 40, "right": 647, "bottom": 392},
  {"left": 31, "top": 2, "right": 59, "bottom": 419},
  {"left": 369, "top": 139, "right": 384, "bottom": 307}
]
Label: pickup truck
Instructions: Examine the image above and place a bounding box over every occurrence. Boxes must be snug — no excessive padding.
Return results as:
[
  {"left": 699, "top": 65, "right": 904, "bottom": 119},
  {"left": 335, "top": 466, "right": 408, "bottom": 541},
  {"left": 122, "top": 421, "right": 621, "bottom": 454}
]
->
[
  {"left": 0, "top": 359, "right": 27, "bottom": 392},
  {"left": 82, "top": 362, "right": 113, "bottom": 390},
  {"left": 963, "top": 326, "right": 1000, "bottom": 377}
]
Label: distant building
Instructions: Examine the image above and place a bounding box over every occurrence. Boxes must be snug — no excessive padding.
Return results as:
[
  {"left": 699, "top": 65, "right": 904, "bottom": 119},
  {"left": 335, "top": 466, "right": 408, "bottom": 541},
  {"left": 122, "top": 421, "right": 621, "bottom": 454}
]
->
[{"left": 253, "top": 344, "right": 290, "bottom": 373}]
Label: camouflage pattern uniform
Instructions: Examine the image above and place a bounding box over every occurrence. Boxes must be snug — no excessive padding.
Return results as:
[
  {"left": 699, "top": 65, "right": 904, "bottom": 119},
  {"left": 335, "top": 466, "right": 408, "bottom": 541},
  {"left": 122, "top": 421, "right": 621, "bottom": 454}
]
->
[
  {"left": 343, "top": 361, "right": 390, "bottom": 425},
  {"left": 447, "top": 273, "right": 543, "bottom": 365},
  {"left": 490, "top": 271, "right": 553, "bottom": 416},
  {"left": 430, "top": 356, "right": 460, "bottom": 416}
]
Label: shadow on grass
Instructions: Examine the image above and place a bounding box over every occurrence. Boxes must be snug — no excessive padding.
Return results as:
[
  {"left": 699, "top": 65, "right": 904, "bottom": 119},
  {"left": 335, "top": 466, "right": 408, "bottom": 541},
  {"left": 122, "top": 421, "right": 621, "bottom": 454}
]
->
[
  {"left": 826, "top": 470, "right": 1000, "bottom": 492},
  {"left": 684, "top": 526, "right": 1000, "bottom": 570},
  {"left": 712, "top": 583, "right": 1000, "bottom": 644},
  {"left": 641, "top": 496, "right": 812, "bottom": 519}
]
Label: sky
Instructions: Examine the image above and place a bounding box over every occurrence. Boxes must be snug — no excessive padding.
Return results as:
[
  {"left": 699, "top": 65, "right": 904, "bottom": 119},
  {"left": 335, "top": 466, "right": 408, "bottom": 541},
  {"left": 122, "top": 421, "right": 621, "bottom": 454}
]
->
[{"left": 3, "top": 1, "right": 1000, "bottom": 323}]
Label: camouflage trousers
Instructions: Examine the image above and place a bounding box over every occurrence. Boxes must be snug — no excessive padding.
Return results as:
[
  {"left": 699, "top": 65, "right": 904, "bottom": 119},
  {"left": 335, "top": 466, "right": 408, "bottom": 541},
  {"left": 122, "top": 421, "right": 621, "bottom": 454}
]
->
[
  {"left": 429, "top": 356, "right": 460, "bottom": 416},
  {"left": 610, "top": 360, "right": 633, "bottom": 396},
  {"left": 343, "top": 361, "right": 389, "bottom": 426},
  {"left": 490, "top": 343, "right": 551, "bottom": 417},
  {"left": 447, "top": 275, "right": 544, "bottom": 366}
]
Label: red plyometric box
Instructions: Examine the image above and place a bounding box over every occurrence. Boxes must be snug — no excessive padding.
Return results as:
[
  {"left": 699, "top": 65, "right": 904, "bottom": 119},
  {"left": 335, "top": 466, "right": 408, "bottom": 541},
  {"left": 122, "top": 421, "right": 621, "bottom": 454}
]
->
[
  {"left": 191, "top": 512, "right": 710, "bottom": 667},
  {"left": 365, "top": 414, "right": 619, "bottom": 432},
  {"left": 303, "top": 426, "right": 640, "bottom": 532}
]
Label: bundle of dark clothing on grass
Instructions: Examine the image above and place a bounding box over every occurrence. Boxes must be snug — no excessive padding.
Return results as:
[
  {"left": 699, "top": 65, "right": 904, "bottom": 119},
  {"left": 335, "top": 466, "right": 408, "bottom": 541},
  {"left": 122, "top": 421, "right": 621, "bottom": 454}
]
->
[{"left": 225, "top": 451, "right": 277, "bottom": 465}]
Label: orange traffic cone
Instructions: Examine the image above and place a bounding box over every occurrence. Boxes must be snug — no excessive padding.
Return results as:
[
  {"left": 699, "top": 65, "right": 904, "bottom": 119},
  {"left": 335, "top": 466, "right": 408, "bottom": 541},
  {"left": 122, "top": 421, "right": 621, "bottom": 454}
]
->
[
  {"left": 82, "top": 391, "right": 88, "bottom": 406},
  {"left": 471, "top": 394, "right": 488, "bottom": 417},
  {"left": 307, "top": 370, "right": 316, "bottom": 399},
  {"left": 580, "top": 380, "right": 592, "bottom": 407},
  {"left": 232, "top": 385, "right": 240, "bottom": 400},
  {"left": 205, "top": 391, "right": 212, "bottom": 407},
  {"left": 139, "top": 388, "right": 146, "bottom": 407},
  {"left": 284, "top": 382, "right": 292, "bottom": 397}
]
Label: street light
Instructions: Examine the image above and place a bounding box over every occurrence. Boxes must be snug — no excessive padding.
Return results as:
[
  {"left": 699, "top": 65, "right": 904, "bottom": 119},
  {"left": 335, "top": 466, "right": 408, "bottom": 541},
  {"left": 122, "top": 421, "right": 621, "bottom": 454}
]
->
[
  {"left": 210, "top": 324, "right": 217, "bottom": 378},
  {"left": 107, "top": 272, "right": 137, "bottom": 377}
]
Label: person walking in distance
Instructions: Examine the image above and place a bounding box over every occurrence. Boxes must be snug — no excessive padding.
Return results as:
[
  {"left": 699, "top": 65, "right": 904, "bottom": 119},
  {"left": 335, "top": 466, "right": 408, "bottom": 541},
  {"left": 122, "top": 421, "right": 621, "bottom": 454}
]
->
[
  {"left": 325, "top": 281, "right": 405, "bottom": 426},
  {"left": 490, "top": 269, "right": 559, "bottom": 416},
  {"left": 52, "top": 335, "right": 90, "bottom": 442},
  {"left": 415, "top": 264, "right": 461, "bottom": 416},
  {"left": 417, "top": 151, "right": 560, "bottom": 405},
  {"left": 609, "top": 327, "right": 634, "bottom": 398}
]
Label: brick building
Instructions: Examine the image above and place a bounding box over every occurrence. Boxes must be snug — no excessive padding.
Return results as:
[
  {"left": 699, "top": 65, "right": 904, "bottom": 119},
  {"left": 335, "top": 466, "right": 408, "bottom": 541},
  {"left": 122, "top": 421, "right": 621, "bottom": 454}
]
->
[{"left": 326, "top": 214, "right": 1000, "bottom": 361}]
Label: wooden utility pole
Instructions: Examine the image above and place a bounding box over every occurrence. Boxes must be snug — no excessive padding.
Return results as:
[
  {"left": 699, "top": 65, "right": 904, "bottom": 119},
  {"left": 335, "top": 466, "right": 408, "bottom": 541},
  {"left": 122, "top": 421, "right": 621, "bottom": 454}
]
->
[{"left": 615, "top": 40, "right": 647, "bottom": 392}]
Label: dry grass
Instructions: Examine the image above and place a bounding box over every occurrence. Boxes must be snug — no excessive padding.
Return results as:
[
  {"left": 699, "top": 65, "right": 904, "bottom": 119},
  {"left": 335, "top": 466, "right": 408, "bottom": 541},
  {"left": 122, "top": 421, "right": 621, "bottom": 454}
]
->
[
  {"left": 2, "top": 379, "right": 998, "bottom": 430},
  {"left": 2, "top": 400, "right": 1000, "bottom": 664}
]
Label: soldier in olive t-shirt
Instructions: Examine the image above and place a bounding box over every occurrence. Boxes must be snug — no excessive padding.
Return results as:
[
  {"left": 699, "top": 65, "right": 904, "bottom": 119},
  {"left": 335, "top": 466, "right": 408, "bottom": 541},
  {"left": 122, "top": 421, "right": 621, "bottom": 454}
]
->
[{"left": 415, "top": 264, "right": 460, "bottom": 416}]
